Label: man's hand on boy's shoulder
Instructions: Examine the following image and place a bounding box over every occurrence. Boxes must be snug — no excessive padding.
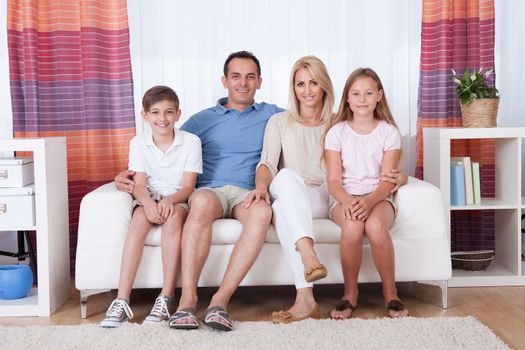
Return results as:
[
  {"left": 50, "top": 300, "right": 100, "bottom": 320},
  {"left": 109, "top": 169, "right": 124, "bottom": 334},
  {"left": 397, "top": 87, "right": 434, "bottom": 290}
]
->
[{"left": 115, "top": 170, "right": 136, "bottom": 193}]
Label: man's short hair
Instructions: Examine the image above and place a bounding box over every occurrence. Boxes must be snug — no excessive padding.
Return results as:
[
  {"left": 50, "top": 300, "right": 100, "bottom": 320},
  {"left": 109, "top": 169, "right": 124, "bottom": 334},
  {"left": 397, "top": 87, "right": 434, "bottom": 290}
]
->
[
  {"left": 223, "top": 51, "right": 261, "bottom": 77},
  {"left": 142, "top": 85, "right": 179, "bottom": 111}
]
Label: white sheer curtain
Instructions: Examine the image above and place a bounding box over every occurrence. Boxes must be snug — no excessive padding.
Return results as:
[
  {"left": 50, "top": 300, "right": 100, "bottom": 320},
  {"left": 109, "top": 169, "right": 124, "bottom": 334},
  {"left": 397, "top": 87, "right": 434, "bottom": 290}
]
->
[{"left": 127, "top": 0, "right": 422, "bottom": 174}]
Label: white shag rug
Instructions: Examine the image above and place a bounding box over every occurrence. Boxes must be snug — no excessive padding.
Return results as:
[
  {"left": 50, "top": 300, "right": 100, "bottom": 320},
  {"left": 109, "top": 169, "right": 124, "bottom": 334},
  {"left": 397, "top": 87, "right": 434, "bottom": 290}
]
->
[{"left": 0, "top": 316, "right": 510, "bottom": 350}]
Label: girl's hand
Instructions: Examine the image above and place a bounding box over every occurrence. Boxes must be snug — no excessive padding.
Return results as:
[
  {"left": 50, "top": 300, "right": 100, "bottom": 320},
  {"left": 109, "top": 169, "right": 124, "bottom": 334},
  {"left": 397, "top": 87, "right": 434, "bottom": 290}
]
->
[
  {"left": 143, "top": 201, "right": 163, "bottom": 224},
  {"left": 115, "top": 170, "right": 136, "bottom": 193},
  {"left": 341, "top": 197, "right": 357, "bottom": 220},
  {"left": 157, "top": 198, "right": 174, "bottom": 221},
  {"left": 381, "top": 169, "right": 408, "bottom": 194},
  {"left": 244, "top": 188, "right": 271, "bottom": 208},
  {"left": 350, "top": 197, "right": 370, "bottom": 221}
]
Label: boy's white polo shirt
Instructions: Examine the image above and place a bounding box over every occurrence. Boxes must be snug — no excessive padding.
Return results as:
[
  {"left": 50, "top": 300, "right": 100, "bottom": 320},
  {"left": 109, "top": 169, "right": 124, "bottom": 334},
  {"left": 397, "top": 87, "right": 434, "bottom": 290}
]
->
[{"left": 128, "top": 128, "right": 202, "bottom": 196}]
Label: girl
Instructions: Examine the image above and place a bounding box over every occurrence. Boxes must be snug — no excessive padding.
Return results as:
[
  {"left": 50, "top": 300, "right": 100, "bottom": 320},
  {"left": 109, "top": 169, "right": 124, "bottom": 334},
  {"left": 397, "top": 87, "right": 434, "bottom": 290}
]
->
[{"left": 324, "top": 68, "right": 409, "bottom": 319}]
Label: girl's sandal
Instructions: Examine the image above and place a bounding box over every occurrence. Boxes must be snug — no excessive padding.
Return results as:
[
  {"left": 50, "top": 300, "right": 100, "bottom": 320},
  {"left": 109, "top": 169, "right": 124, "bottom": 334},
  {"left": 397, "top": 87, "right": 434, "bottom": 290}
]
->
[
  {"left": 330, "top": 299, "right": 356, "bottom": 320},
  {"left": 386, "top": 299, "right": 409, "bottom": 318}
]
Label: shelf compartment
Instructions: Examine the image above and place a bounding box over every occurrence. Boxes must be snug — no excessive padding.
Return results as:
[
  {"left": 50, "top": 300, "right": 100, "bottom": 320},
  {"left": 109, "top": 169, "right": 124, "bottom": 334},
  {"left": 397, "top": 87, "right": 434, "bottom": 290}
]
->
[
  {"left": 0, "top": 288, "right": 40, "bottom": 317},
  {"left": 450, "top": 263, "right": 525, "bottom": 287}
]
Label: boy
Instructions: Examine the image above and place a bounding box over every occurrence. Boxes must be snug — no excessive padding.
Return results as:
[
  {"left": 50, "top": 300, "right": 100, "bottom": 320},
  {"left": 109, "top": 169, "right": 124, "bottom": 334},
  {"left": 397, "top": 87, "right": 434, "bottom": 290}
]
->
[{"left": 100, "top": 86, "right": 202, "bottom": 328}]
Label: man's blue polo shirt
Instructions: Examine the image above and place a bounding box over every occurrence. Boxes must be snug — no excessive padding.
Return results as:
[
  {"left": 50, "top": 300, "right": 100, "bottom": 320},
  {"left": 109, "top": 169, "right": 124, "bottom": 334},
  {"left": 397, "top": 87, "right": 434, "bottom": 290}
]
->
[{"left": 180, "top": 98, "right": 283, "bottom": 190}]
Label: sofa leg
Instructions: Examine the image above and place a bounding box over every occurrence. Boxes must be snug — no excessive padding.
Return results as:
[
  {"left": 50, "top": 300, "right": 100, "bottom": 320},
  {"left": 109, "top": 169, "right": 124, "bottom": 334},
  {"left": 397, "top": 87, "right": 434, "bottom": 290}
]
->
[
  {"left": 418, "top": 280, "right": 448, "bottom": 309},
  {"left": 438, "top": 280, "right": 448, "bottom": 309},
  {"left": 80, "top": 289, "right": 111, "bottom": 319}
]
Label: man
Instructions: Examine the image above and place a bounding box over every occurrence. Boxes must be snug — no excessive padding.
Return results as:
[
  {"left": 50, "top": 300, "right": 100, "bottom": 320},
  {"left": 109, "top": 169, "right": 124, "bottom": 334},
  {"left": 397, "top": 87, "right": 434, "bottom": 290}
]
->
[{"left": 115, "top": 51, "right": 283, "bottom": 331}]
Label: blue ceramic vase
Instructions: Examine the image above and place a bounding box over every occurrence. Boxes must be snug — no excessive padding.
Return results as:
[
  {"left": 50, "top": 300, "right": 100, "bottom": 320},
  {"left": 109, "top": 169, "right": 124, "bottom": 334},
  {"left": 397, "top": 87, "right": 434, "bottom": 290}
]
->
[{"left": 0, "top": 265, "right": 33, "bottom": 299}]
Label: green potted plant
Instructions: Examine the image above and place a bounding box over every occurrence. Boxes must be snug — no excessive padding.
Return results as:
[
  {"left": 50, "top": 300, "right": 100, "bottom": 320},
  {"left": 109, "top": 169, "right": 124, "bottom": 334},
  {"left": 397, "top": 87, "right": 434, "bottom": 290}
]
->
[{"left": 451, "top": 68, "right": 499, "bottom": 128}]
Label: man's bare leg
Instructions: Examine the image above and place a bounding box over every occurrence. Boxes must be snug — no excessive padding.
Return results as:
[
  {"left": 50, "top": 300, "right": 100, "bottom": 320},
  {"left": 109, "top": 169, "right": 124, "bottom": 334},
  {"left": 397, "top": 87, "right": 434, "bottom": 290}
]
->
[{"left": 206, "top": 200, "right": 272, "bottom": 324}]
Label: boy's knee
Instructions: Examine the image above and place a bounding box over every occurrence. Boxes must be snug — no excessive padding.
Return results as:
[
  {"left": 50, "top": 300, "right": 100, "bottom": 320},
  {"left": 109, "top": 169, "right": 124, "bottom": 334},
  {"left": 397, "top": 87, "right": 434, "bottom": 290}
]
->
[{"left": 164, "top": 207, "right": 187, "bottom": 226}]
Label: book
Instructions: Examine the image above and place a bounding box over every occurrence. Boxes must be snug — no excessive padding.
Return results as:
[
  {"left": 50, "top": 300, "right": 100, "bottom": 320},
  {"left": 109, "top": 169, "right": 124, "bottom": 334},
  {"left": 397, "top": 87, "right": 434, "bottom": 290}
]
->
[
  {"left": 450, "top": 161, "right": 466, "bottom": 206},
  {"left": 471, "top": 161, "right": 481, "bottom": 204},
  {"left": 451, "top": 156, "right": 474, "bottom": 205}
]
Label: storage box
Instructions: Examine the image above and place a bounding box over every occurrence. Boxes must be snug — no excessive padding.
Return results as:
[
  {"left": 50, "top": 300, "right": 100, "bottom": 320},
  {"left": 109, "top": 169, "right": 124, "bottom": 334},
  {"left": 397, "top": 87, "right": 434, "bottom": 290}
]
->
[
  {"left": 0, "top": 157, "right": 34, "bottom": 188},
  {"left": 0, "top": 185, "right": 35, "bottom": 227}
]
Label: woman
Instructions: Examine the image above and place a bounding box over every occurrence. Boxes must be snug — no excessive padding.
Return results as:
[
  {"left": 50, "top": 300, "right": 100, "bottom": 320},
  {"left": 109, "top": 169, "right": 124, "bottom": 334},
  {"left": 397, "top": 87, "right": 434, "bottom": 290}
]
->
[{"left": 244, "top": 56, "right": 407, "bottom": 322}]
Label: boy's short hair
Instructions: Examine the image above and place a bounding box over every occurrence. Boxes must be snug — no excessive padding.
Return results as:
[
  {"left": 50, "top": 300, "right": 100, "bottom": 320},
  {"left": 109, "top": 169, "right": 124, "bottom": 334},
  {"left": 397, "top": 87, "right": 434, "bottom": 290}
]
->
[
  {"left": 142, "top": 85, "right": 179, "bottom": 112},
  {"left": 223, "top": 50, "right": 261, "bottom": 77}
]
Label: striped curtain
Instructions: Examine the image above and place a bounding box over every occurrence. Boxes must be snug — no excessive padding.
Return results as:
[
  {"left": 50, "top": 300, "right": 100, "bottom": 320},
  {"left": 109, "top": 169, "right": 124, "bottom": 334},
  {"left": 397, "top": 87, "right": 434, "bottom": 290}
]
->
[
  {"left": 416, "top": 0, "right": 496, "bottom": 252},
  {"left": 7, "top": 0, "right": 136, "bottom": 273}
]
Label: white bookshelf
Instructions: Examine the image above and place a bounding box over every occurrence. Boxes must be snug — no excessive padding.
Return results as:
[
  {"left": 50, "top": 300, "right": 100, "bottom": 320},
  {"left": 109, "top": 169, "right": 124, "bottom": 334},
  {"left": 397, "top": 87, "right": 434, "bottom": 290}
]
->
[
  {"left": 0, "top": 138, "right": 70, "bottom": 316},
  {"left": 424, "top": 127, "right": 525, "bottom": 287}
]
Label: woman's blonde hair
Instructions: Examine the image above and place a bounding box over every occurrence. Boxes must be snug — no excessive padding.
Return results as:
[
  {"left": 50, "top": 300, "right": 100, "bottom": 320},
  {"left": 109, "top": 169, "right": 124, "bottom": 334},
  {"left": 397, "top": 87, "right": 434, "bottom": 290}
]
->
[
  {"left": 288, "top": 55, "right": 334, "bottom": 124},
  {"left": 326, "top": 67, "right": 398, "bottom": 133}
]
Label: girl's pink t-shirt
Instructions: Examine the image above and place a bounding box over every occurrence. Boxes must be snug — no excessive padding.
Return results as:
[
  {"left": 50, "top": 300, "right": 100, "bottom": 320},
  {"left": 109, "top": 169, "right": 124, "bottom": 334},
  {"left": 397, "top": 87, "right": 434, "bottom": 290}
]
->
[{"left": 325, "top": 120, "right": 401, "bottom": 195}]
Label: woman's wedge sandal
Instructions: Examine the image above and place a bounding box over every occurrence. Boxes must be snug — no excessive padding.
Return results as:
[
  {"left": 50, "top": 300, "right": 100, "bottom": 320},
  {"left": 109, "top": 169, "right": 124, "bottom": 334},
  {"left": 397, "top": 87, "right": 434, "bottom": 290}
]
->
[{"left": 304, "top": 264, "right": 328, "bottom": 282}]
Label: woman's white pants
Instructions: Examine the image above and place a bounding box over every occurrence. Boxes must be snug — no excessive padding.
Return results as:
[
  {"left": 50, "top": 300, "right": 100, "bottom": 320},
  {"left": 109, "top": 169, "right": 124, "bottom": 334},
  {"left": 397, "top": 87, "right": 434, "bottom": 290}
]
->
[{"left": 269, "top": 168, "right": 329, "bottom": 289}]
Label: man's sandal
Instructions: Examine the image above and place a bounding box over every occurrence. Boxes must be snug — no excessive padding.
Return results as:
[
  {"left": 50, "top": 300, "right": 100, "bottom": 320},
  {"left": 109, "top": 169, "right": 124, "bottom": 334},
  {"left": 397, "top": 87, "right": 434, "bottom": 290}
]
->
[
  {"left": 168, "top": 308, "right": 199, "bottom": 330},
  {"left": 386, "top": 299, "right": 409, "bottom": 318},
  {"left": 330, "top": 299, "right": 357, "bottom": 320},
  {"left": 203, "top": 306, "right": 234, "bottom": 332}
]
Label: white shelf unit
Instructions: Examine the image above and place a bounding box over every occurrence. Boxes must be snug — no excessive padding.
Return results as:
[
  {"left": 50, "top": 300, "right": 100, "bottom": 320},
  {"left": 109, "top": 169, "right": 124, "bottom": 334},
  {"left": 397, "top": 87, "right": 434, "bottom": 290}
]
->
[
  {"left": 424, "top": 127, "right": 525, "bottom": 287},
  {"left": 0, "top": 137, "right": 70, "bottom": 316}
]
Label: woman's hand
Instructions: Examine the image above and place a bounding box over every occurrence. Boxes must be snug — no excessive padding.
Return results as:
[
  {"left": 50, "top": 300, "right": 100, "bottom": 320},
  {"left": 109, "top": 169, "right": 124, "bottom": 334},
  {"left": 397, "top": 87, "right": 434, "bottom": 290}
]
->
[
  {"left": 381, "top": 169, "right": 408, "bottom": 194},
  {"left": 243, "top": 188, "right": 271, "bottom": 208},
  {"left": 115, "top": 170, "right": 136, "bottom": 193}
]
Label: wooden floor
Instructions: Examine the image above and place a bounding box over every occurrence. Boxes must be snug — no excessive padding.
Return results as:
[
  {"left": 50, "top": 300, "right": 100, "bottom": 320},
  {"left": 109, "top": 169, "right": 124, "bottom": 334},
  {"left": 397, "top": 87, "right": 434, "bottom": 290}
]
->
[{"left": 1, "top": 282, "right": 524, "bottom": 349}]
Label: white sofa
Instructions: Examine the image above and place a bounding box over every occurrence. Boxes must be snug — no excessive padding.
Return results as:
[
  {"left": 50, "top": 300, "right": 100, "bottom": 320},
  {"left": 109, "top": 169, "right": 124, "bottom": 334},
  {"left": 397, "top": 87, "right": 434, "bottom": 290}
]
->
[{"left": 75, "top": 177, "right": 451, "bottom": 318}]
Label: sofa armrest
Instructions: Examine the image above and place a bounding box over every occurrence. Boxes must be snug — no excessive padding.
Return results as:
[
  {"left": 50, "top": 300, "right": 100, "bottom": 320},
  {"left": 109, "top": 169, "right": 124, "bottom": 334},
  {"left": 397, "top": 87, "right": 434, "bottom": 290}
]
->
[
  {"left": 77, "top": 182, "right": 134, "bottom": 249},
  {"left": 392, "top": 176, "right": 447, "bottom": 240}
]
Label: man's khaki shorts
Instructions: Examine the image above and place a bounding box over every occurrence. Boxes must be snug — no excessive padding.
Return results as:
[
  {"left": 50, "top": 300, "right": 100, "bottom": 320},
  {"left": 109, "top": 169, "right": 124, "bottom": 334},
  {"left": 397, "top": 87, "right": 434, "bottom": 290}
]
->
[{"left": 193, "top": 185, "right": 251, "bottom": 218}]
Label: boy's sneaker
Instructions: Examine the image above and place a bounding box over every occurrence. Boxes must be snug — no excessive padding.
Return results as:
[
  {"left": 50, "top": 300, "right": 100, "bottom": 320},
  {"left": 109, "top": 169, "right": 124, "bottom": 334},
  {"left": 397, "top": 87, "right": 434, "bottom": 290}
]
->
[
  {"left": 100, "top": 299, "right": 133, "bottom": 328},
  {"left": 144, "top": 295, "right": 171, "bottom": 323}
]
